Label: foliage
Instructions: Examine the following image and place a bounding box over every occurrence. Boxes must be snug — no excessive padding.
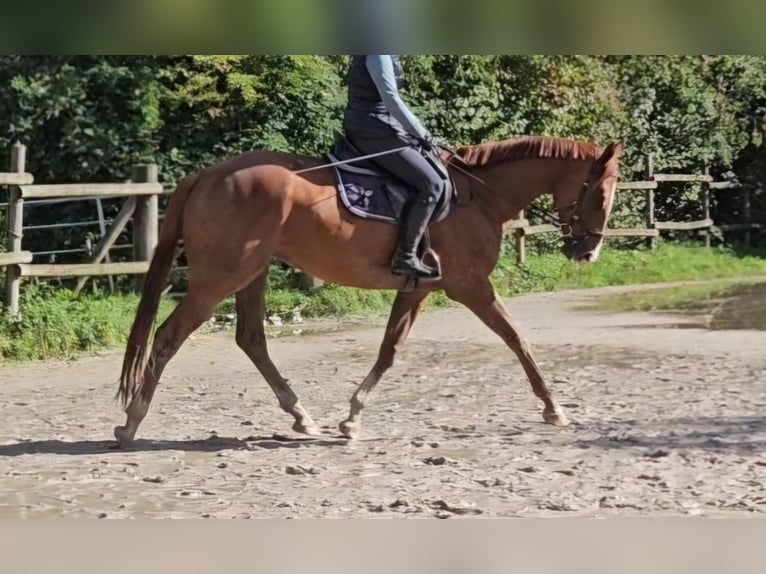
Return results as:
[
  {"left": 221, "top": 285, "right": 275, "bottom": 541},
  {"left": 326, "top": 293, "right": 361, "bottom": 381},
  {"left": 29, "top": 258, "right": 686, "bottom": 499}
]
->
[
  {"left": 0, "top": 56, "right": 162, "bottom": 183},
  {"left": 607, "top": 56, "right": 747, "bottom": 175},
  {"left": 402, "top": 55, "right": 508, "bottom": 145},
  {"left": 154, "top": 55, "right": 344, "bottom": 184},
  {"left": 0, "top": 282, "right": 175, "bottom": 361},
  {"left": 497, "top": 55, "right": 627, "bottom": 145}
]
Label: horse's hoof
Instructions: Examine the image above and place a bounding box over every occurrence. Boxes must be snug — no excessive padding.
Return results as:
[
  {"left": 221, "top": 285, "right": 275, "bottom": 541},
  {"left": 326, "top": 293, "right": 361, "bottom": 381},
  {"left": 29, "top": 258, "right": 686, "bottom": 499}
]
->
[
  {"left": 292, "top": 419, "right": 320, "bottom": 436},
  {"left": 543, "top": 408, "right": 570, "bottom": 427},
  {"left": 339, "top": 419, "right": 361, "bottom": 440},
  {"left": 113, "top": 425, "right": 135, "bottom": 448}
]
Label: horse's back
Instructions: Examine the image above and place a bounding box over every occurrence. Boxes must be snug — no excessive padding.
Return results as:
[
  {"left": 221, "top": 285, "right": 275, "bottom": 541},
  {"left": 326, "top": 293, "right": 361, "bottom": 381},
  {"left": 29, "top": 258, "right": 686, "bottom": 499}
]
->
[{"left": 200, "top": 149, "right": 318, "bottom": 179}]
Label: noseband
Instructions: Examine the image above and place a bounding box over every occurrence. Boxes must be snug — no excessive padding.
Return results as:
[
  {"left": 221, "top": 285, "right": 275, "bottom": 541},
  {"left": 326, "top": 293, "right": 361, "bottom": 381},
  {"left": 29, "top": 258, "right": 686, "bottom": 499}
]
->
[
  {"left": 554, "top": 182, "right": 604, "bottom": 242},
  {"left": 515, "top": 181, "right": 603, "bottom": 246}
]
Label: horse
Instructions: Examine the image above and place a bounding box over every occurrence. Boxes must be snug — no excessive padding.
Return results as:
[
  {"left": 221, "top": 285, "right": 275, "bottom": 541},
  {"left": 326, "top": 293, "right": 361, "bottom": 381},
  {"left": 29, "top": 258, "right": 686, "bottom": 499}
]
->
[{"left": 114, "top": 135, "right": 625, "bottom": 447}]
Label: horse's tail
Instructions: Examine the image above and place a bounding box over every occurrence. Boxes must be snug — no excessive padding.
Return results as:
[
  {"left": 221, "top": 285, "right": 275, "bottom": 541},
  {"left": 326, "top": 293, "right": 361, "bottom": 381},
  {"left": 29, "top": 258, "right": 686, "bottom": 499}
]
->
[{"left": 116, "top": 173, "right": 198, "bottom": 408}]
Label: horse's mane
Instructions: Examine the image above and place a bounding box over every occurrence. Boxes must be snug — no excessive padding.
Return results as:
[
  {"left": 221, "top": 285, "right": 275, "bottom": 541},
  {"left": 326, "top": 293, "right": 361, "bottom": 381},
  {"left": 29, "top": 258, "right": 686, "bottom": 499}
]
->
[{"left": 456, "top": 136, "right": 602, "bottom": 166}]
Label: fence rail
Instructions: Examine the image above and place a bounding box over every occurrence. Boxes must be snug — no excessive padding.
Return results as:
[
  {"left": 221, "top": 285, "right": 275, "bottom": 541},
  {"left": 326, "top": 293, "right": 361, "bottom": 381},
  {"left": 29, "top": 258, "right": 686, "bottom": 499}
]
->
[
  {"left": 0, "top": 172, "right": 33, "bottom": 186},
  {"left": 1, "top": 143, "right": 161, "bottom": 315},
  {"left": 0, "top": 251, "right": 33, "bottom": 266},
  {"left": 17, "top": 182, "right": 162, "bottom": 199},
  {"left": 16, "top": 261, "right": 150, "bottom": 278}
]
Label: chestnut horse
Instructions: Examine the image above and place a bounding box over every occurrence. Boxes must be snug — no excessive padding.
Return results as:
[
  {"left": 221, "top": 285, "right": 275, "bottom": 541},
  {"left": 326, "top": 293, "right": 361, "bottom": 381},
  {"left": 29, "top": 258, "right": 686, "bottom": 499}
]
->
[{"left": 114, "top": 135, "right": 625, "bottom": 447}]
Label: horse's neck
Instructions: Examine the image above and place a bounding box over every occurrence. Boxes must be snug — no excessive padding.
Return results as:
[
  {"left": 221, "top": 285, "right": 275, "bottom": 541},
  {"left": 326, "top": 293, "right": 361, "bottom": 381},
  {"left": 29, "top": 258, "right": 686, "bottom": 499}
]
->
[
  {"left": 474, "top": 158, "right": 592, "bottom": 227},
  {"left": 474, "top": 159, "right": 562, "bottom": 223}
]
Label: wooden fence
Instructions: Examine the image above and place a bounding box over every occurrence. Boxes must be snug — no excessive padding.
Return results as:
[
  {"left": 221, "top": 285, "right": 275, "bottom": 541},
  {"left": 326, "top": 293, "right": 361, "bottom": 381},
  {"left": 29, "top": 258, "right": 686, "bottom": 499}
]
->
[
  {"left": 0, "top": 144, "right": 760, "bottom": 314},
  {"left": 1, "top": 143, "right": 162, "bottom": 315}
]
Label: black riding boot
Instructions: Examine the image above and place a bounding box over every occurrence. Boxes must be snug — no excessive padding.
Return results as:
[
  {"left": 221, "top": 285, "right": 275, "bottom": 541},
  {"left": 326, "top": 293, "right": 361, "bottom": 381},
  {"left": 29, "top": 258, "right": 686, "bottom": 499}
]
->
[{"left": 391, "top": 200, "right": 440, "bottom": 278}]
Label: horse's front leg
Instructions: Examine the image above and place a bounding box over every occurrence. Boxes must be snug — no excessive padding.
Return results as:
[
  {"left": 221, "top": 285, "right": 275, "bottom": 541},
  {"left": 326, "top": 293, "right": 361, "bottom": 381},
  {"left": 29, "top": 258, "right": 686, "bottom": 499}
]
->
[{"left": 447, "top": 281, "right": 569, "bottom": 427}]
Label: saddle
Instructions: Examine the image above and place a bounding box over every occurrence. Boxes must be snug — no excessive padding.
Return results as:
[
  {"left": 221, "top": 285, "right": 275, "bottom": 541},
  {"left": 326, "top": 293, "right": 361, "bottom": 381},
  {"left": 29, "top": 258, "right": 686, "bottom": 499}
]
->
[{"left": 328, "top": 134, "right": 456, "bottom": 226}]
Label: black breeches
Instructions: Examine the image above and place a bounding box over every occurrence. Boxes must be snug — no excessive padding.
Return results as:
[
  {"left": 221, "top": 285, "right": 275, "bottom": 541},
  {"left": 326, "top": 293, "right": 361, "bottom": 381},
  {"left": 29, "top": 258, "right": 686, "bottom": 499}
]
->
[{"left": 346, "top": 132, "right": 446, "bottom": 205}]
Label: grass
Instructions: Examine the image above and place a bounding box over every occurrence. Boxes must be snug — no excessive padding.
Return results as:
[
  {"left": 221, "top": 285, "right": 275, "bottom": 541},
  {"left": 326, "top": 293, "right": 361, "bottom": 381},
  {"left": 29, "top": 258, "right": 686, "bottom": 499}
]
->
[
  {"left": 491, "top": 242, "right": 766, "bottom": 296},
  {"left": 2, "top": 242, "right": 766, "bottom": 362},
  {"left": 0, "top": 283, "right": 176, "bottom": 362},
  {"left": 578, "top": 280, "right": 758, "bottom": 313}
]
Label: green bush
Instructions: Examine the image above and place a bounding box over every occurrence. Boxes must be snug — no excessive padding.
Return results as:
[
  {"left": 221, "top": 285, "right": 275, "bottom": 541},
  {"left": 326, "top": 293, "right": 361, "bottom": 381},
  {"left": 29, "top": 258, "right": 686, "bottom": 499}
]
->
[{"left": 0, "top": 282, "right": 175, "bottom": 361}]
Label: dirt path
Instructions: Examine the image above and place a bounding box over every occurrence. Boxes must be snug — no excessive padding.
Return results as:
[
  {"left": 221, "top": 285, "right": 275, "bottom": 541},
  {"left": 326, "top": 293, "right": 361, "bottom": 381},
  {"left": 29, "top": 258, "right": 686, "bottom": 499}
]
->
[{"left": 1, "top": 283, "right": 765, "bottom": 518}]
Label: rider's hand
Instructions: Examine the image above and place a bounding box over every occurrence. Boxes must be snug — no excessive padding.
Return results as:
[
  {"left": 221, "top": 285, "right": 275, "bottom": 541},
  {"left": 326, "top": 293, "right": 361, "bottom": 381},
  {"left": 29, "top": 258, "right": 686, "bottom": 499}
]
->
[{"left": 419, "top": 133, "right": 436, "bottom": 152}]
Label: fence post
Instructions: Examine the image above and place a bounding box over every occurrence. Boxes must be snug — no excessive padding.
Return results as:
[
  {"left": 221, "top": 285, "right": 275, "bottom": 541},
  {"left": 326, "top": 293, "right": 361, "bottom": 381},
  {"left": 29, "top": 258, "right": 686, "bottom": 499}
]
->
[
  {"left": 702, "top": 165, "right": 711, "bottom": 249},
  {"left": 743, "top": 184, "right": 752, "bottom": 248},
  {"left": 131, "top": 163, "right": 159, "bottom": 290},
  {"left": 95, "top": 197, "right": 115, "bottom": 293},
  {"left": 515, "top": 209, "right": 526, "bottom": 264},
  {"left": 644, "top": 154, "right": 655, "bottom": 250},
  {"left": 4, "top": 142, "right": 26, "bottom": 316}
]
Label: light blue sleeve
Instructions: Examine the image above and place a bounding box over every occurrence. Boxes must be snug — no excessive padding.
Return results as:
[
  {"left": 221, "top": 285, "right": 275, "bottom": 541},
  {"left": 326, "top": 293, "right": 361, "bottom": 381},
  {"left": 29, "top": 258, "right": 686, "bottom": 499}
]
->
[{"left": 365, "top": 55, "right": 430, "bottom": 141}]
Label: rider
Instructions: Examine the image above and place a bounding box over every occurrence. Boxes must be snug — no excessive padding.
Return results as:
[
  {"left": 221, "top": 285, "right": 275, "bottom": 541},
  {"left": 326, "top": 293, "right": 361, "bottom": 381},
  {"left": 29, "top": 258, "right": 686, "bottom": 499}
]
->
[{"left": 342, "top": 55, "right": 446, "bottom": 279}]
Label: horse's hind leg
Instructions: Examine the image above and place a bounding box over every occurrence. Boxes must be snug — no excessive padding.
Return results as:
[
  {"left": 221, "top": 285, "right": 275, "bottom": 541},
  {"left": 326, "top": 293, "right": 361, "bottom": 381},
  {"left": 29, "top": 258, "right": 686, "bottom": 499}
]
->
[
  {"left": 339, "top": 290, "right": 430, "bottom": 439},
  {"left": 114, "top": 289, "right": 220, "bottom": 447},
  {"left": 235, "top": 272, "right": 320, "bottom": 435}
]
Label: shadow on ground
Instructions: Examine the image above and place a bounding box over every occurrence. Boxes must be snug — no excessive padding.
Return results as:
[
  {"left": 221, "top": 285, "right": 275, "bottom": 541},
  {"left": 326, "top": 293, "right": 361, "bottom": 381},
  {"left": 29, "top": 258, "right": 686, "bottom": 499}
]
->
[
  {"left": 0, "top": 434, "right": 351, "bottom": 457},
  {"left": 579, "top": 415, "right": 766, "bottom": 453}
]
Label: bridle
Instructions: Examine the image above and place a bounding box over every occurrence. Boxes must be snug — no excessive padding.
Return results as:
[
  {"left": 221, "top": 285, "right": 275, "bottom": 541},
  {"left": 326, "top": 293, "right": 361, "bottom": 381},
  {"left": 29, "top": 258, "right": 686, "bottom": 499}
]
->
[
  {"left": 440, "top": 145, "right": 604, "bottom": 244},
  {"left": 554, "top": 181, "right": 605, "bottom": 242}
]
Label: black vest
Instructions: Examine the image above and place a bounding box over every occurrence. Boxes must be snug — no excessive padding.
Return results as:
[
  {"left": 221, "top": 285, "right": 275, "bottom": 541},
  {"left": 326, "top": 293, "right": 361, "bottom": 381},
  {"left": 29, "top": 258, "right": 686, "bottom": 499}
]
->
[
  {"left": 346, "top": 55, "right": 403, "bottom": 113},
  {"left": 344, "top": 55, "right": 405, "bottom": 135}
]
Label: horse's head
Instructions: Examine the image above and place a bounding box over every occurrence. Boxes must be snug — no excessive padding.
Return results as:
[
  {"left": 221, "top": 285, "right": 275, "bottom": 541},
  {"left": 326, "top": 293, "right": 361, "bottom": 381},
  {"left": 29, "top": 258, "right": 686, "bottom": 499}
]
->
[{"left": 556, "top": 141, "right": 625, "bottom": 264}]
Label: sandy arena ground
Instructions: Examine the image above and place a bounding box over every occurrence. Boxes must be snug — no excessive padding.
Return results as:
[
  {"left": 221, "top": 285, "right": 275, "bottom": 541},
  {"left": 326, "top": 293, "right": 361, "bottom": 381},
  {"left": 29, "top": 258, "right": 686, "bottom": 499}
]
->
[{"left": 1, "top": 283, "right": 764, "bottom": 518}]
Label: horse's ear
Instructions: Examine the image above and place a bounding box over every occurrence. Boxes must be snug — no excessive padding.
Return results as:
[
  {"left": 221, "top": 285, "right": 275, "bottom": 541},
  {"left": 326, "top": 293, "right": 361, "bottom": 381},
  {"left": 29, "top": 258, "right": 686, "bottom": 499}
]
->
[{"left": 597, "top": 140, "right": 626, "bottom": 166}]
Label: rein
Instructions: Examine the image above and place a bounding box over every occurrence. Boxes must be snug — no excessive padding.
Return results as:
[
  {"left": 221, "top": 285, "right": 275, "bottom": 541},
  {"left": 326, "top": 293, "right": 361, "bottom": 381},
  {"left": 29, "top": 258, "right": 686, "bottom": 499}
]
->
[{"left": 292, "top": 145, "right": 414, "bottom": 174}]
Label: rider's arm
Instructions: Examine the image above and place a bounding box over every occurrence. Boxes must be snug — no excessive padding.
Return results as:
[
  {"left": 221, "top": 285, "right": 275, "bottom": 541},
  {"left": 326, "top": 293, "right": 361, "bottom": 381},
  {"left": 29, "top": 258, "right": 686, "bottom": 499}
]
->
[{"left": 365, "top": 55, "right": 432, "bottom": 143}]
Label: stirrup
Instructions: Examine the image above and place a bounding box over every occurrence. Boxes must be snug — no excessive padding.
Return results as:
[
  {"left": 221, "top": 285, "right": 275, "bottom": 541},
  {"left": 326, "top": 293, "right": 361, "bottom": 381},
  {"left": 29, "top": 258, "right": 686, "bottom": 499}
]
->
[
  {"left": 399, "top": 267, "right": 441, "bottom": 293},
  {"left": 391, "top": 256, "right": 439, "bottom": 279}
]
